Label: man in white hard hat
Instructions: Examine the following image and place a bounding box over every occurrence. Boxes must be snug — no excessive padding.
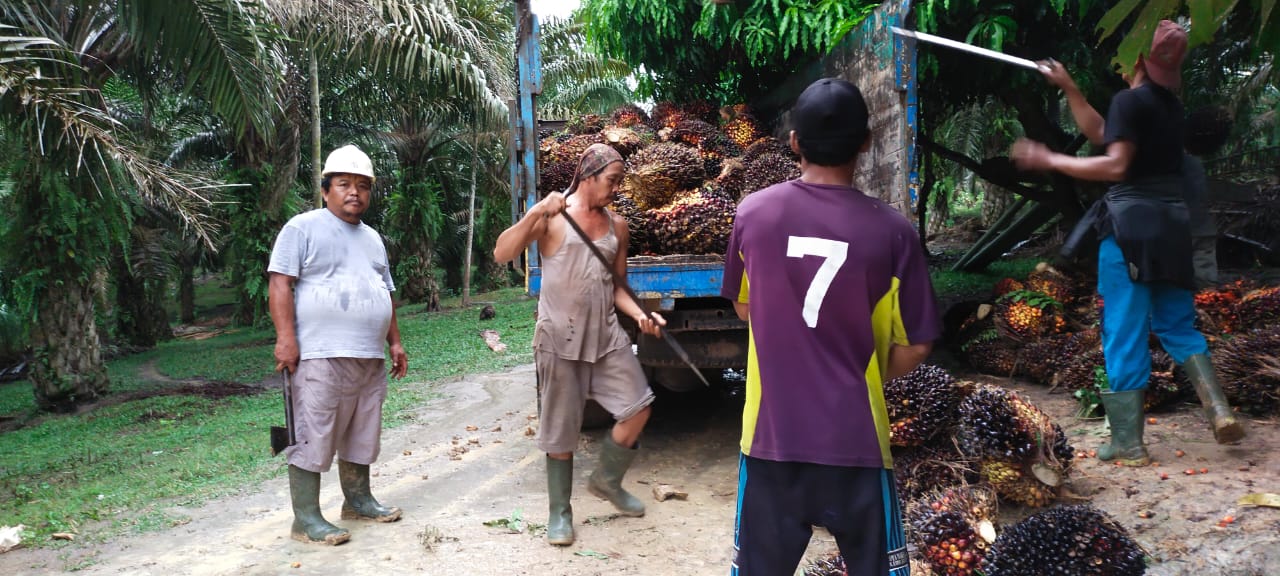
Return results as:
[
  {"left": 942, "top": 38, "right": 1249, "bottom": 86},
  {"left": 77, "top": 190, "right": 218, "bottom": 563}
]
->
[{"left": 267, "top": 144, "right": 409, "bottom": 545}]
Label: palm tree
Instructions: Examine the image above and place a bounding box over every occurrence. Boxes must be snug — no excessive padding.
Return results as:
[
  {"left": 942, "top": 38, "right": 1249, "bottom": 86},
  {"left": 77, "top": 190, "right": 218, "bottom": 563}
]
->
[
  {"left": 0, "top": 0, "right": 280, "bottom": 410},
  {"left": 537, "top": 15, "right": 634, "bottom": 118},
  {"left": 214, "top": 0, "right": 512, "bottom": 324}
]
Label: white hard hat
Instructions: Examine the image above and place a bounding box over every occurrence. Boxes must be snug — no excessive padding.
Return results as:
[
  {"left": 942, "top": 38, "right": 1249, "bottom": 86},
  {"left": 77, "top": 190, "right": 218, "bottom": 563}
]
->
[{"left": 322, "top": 145, "right": 376, "bottom": 183}]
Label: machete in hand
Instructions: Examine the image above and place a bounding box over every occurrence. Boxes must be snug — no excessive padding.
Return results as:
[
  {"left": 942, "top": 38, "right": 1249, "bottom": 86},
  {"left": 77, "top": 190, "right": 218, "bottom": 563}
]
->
[{"left": 555, "top": 192, "right": 711, "bottom": 387}]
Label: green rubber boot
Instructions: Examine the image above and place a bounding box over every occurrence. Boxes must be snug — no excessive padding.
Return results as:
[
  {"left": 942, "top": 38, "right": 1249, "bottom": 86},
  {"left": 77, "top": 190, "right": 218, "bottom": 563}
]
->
[
  {"left": 546, "top": 456, "right": 574, "bottom": 546},
  {"left": 338, "top": 460, "right": 402, "bottom": 522},
  {"left": 1182, "top": 354, "right": 1246, "bottom": 444},
  {"left": 288, "top": 465, "right": 350, "bottom": 545},
  {"left": 1096, "top": 390, "right": 1151, "bottom": 467},
  {"left": 587, "top": 436, "right": 645, "bottom": 517}
]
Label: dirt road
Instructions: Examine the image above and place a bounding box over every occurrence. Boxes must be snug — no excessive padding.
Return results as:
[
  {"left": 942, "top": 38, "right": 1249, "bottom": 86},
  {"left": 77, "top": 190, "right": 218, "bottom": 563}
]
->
[{"left": 0, "top": 364, "right": 1276, "bottom": 575}]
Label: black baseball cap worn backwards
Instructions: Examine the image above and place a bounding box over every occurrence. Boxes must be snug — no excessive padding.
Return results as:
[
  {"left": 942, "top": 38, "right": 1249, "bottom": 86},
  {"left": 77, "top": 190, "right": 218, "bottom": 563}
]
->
[{"left": 792, "top": 78, "right": 870, "bottom": 153}]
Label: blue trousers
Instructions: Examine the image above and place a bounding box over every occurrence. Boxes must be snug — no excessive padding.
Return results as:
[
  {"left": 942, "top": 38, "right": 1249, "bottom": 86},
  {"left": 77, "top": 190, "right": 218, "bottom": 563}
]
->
[{"left": 1098, "top": 237, "right": 1209, "bottom": 391}]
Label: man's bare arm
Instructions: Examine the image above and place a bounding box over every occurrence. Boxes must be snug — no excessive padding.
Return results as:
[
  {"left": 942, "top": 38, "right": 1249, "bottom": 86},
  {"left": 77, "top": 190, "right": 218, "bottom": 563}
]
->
[
  {"left": 885, "top": 342, "right": 933, "bottom": 381},
  {"left": 493, "top": 193, "right": 566, "bottom": 263},
  {"left": 268, "top": 272, "right": 299, "bottom": 373}
]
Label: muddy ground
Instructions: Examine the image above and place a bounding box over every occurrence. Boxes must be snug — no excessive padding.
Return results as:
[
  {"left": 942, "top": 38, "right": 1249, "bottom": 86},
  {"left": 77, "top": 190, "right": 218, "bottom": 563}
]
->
[{"left": 0, "top": 362, "right": 1276, "bottom": 576}]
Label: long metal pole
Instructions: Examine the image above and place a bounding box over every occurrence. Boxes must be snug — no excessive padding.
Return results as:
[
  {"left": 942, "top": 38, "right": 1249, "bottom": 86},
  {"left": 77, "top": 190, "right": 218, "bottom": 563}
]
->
[{"left": 891, "top": 27, "right": 1045, "bottom": 71}]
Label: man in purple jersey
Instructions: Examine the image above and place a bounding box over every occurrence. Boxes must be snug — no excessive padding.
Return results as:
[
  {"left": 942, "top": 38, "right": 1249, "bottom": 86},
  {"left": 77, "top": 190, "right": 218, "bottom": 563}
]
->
[{"left": 721, "top": 77, "right": 941, "bottom": 576}]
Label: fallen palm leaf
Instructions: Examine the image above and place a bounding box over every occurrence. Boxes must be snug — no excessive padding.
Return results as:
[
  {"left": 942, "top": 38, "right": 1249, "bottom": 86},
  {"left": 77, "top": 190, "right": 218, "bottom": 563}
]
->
[{"left": 1237, "top": 493, "right": 1280, "bottom": 508}]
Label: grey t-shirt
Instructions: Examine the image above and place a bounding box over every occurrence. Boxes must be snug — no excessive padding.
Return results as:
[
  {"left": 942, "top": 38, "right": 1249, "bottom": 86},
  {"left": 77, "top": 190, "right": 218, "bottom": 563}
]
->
[{"left": 268, "top": 208, "right": 395, "bottom": 360}]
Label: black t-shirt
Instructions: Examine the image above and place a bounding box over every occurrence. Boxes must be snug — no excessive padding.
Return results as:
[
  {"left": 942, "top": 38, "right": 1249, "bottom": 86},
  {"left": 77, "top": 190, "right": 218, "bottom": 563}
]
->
[{"left": 1103, "top": 83, "right": 1185, "bottom": 181}]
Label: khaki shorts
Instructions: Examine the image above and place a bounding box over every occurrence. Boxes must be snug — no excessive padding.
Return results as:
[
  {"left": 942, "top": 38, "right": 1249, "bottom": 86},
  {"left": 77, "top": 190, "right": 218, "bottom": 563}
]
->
[
  {"left": 286, "top": 357, "right": 388, "bottom": 472},
  {"left": 535, "top": 347, "right": 654, "bottom": 454}
]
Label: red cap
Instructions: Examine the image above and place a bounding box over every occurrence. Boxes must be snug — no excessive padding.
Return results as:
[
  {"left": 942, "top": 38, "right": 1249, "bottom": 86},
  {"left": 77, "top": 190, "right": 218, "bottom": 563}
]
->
[{"left": 1145, "top": 20, "right": 1187, "bottom": 90}]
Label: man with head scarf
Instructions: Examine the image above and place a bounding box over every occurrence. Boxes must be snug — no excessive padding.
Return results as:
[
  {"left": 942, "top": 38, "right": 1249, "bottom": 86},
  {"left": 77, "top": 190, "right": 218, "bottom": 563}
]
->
[
  {"left": 494, "top": 143, "right": 666, "bottom": 546},
  {"left": 1013, "top": 21, "right": 1244, "bottom": 467}
]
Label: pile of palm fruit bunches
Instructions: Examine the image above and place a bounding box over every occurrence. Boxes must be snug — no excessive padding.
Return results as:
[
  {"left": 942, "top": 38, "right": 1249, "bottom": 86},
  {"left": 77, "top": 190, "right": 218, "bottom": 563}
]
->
[
  {"left": 805, "top": 363, "right": 1148, "bottom": 576},
  {"left": 537, "top": 102, "right": 800, "bottom": 256},
  {"left": 941, "top": 262, "right": 1280, "bottom": 417}
]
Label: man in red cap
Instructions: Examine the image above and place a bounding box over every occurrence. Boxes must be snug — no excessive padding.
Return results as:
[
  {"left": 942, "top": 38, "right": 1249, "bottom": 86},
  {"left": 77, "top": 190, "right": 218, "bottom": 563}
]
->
[{"left": 1013, "top": 20, "right": 1244, "bottom": 467}]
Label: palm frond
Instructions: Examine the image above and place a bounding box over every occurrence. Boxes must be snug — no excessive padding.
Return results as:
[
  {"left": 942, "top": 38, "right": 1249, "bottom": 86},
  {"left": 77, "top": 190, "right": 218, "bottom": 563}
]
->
[
  {"left": 0, "top": 26, "right": 220, "bottom": 243},
  {"left": 166, "top": 131, "right": 232, "bottom": 167},
  {"left": 117, "top": 0, "right": 286, "bottom": 141}
]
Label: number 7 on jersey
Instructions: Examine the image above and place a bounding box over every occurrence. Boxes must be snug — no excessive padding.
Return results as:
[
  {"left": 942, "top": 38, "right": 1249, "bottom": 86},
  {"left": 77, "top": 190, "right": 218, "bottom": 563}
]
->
[{"left": 786, "top": 236, "right": 849, "bottom": 328}]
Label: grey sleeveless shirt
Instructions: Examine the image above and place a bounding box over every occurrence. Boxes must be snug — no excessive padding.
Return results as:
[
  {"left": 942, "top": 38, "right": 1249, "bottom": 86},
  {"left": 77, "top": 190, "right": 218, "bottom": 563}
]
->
[{"left": 533, "top": 211, "right": 634, "bottom": 362}]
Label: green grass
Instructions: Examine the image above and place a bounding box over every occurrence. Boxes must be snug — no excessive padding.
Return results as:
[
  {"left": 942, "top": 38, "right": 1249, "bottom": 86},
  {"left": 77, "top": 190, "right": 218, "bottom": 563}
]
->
[
  {"left": 930, "top": 257, "right": 1042, "bottom": 301},
  {"left": 0, "top": 286, "right": 537, "bottom": 547}
]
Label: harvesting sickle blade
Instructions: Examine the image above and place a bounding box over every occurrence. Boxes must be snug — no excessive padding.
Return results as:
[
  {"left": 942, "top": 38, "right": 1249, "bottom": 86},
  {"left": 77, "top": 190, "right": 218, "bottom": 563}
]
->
[{"left": 892, "top": 26, "right": 1046, "bottom": 71}]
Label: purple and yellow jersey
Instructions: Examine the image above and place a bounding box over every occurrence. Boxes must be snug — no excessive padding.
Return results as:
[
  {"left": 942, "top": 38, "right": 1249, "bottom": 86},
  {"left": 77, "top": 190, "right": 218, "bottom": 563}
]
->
[{"left": 722, "top": 180, "right": 941, "bottom": 469}]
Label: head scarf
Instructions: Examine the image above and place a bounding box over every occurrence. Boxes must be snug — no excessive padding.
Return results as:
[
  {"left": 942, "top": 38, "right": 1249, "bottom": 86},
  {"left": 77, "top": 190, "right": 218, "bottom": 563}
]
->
[{"left": 565, "top": 143, "right": 623, "bottom": 195}]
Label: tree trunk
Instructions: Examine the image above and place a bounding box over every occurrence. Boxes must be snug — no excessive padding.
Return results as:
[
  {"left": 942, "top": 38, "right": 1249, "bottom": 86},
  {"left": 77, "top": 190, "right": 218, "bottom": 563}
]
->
[
  {"left": 113, "top": 254, "right": 170, "bottom": 348},
  {"left": 31, "top": 278, "right": 109, "bottom": 412},
  {"left": 310, "top": 51, "right": 323, "bottom": 208},
  {"left": 398, "top": 243, "right": 442, "bottom": 312},
  {"left": 179, "top": 260, "right": 196, "bottom": 324},
  {"left": 980, "top": 180, "right": 1015, "bottom": 227},
  {"left": 462, "top": 130, "right": 478, "bottom": 306}
]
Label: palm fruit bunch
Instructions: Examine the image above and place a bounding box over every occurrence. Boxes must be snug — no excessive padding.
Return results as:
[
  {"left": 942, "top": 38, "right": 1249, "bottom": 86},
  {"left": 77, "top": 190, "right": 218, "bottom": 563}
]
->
[
  {"left": 723, "top": 113, "right": 764, "bottom": 148},
  {"left": 610, "top": 192, "right": 655, "bottom": 256},
  {"left": 957, "top": 386, "right": 1048, "bottom": 461},
  {"left": 715, "top": 158, "right": 748, "bottom": 201},
  {"left": 609, "top": 103, "right": 650, "bottom": 128},
  {"left": 600, "top": 125, "right": 645, "bottom": 158},
  {"left": 740, "top": 151, "right": 800, "bottom": 199},
  {"left": 541, "top": 132, "right": 604, "bottom": 165},
  {"left": 1233, "top": 285, "right": 1280, "bottom": 332},
  {"left": 741, "top": 136, "right": 793, "bottom": 162},
  {"left": 1052, "top": 330, "right": 1103, "bottom": 390},
  {"left": 802, "top": 554, "right": 846, "bottom": 576},
  {"left": 624, "top": 142, "right": 706, "bottom": 210},
  {"left": 942, "top": 300, "right": 985, "bottom": 352},
  {"left": 991, "top": 278, "right": 1025, "bottom": 299},
  {"left": 959, "top": 329, "right": 1019, "bottom": 376},
  {"left": 1143, "top": 347, "right": 1191, "bottom": 411},
  {"left": 907, "top": 486, "right": 998, "bottom": 576},
  {"left": 664, "top": 118, "right": 720, "bottom": 147},
  {"left": 566, "top": 113, "right": 604, "bottom": 135},
  {"left": 649, "top": 101, "right": 681, "bottom": 127},
  {"left": 663, "top": 119, "right": 744, "bottom": 176},
  {"left": 978, "top": 460, "right": 1057, "bottom": 507},
  {"left": 538, "top": 160, "right": 577, "bottom": 193},
  {"left": 1213, "top": 325, "right": 1280, "bottom": 414},
  {"left": 957, "top": 386, "right": 1073, "bottom": 507},
  {"left": 980, "top": 505, "right": 1146, "bottom": 576},
  {"left": 993, "top": 290, "right": 1065, "bottom": 342},
  {"left": 1025, "top": 263, "right": 1080, "bottom": 305},
  {"left": 884, "top": 364, "right": 969, "bottom": 447},
  {"left": 955, "top": 302, "right": 997, "bottom": 346},
  {"left": 538, "top": 133, "right": 606, "bottom": 192},
  {"left": 697, "top": 132, "right": 743, "bottom": 177},
  {"left": 1194, "top": 286, "right": 1241, "bottom": 335},
  {"left": 681, "top": 99, "right": 720, "bottom": 124},
  {"left": 893, "top": 443, "right": 978, "bottom": 502},
  {"left": 647, "top": 188, "right": 737, "bottom": 255},
  {"left": 1015, "top": 333, "right": 1074, "bottom": 385}
]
